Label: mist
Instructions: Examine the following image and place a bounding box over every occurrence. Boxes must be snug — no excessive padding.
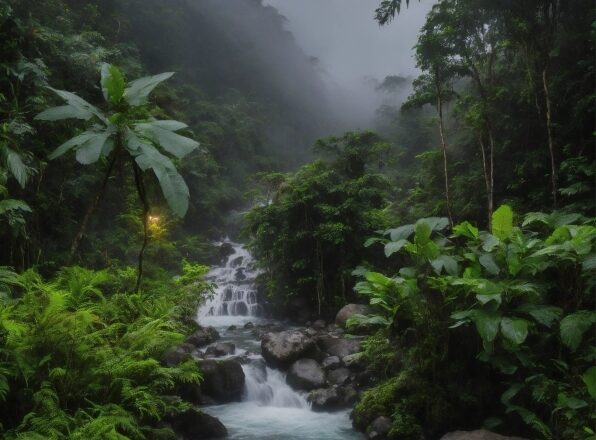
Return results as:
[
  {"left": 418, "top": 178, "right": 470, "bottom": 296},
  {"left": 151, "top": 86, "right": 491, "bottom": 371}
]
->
[{"left": 263, "top": 0, "right": 434, "bottom": 130}]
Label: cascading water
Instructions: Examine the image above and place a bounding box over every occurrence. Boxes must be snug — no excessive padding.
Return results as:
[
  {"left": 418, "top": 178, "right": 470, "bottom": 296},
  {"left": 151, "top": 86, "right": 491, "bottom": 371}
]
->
[
  {"left": 196, "top": 241, "right": 363, "bottom": 439},
  {"left": 199, "top": 242, "right": 262, "bottom": 320}
]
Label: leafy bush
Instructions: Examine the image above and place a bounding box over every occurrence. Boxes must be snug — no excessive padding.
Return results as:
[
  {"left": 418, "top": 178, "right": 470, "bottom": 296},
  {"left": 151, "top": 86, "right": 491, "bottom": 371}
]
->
[{"left": 353, "top": 206, "right": 595, "bottom": 439}]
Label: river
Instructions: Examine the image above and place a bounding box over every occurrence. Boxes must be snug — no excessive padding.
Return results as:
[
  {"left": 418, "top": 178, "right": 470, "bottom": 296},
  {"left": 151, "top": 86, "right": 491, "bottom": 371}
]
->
[{"left": 196, "top": 241, "right": 364, "bottom": 440}]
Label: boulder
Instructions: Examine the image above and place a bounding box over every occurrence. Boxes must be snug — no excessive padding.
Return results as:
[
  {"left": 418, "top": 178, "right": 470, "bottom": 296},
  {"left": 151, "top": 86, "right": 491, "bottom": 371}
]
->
[
  {"left": 186, "top": 327, "right": 220, "bottom": 348},
  {"left": 340, "top": 384, "right": 359, "bottom": 406},
  {"left": 244, "top": 321, "right": 254, "bottom": 329},
  {"left": 205, "top": 342, "right": 235, "bottom": 357},
  {"left": 261, "top": 330, "right": 315, "bottom": 368},
  {"left": 304, "top": 328, "right": 318, "bottom": 337},
  {"left": 321, "top": 356, "right": 341, "bottom": 370},
  {"left": 170, "top": 408, "right": 227, "bottom": 439},
  {"left": 317, "top": 336, "right": 362, "bottom": 359},
  {"left": 327, "top": 367, "right": 351, "bottom": 385},
  {"left": 312, "top": 319, "right": 326, "bottom": 330},
  {"left": 343, "top": 352, "right": 365, "bottom": 369},
  {"left": 440, "top": 431, "right": 528, "bottom": 440},
  {"left": 162, "top": 343, "right": 195, "bottom": 367},
  {"left": 286, "top": 358, "right": 326, "bottom": 391},
  {"left": 335, "top": 304, "right": 372, "bottom": 328},
  {"left": 367, "top": 416, "right": 392, "bottom": 440},
  {"left": 308, "top": 387, "right": 341, "bottom": 411},
  {"left": 198, "top": 359, "right": 245, "bottom": 402}
]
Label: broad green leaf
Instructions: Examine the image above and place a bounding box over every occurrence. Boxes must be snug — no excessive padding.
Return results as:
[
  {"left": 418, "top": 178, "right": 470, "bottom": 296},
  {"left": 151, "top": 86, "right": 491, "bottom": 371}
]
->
[
  {"left": 124, "top": 72, "right": 174, "bottom": 106},
  {"left": 415, "top": 221, "right": 432, "bottom": 244},
  {"left": 479, "top": 253, "right": 500, "bottom": 275},
  {"left": 101, "top": 64, "right": 125, "bottom": 105},
  {"left": 365, "top": 272, "right": 393, "bottom": 286},
  {"left": 481, "top": 233, "right": 500, "bottom": 252},
  {"left": 500, "top": 318, "right": 529, "bottom": 345},
  {"left": 474, "top": 310, "right": 501, "bottom": 343},
  {"left": 453, "top": 221, "right": 479, "bottom": 239},
  {"left": 5, "top": 148, "right": 28, "bottom": 188},
  {"left": 0, "top": 199, "right": 31, "bottom": 216},
  {"left": 364, "top": 237, "right": 382, "bottom": 247},
  {"left": 517, "top": 305, "right": 562, "bottom": 328},
  {"left": 134, "top": 143, "right": 190, "bottom": 217},
  {"left": 384, "top": 239, "right": 407, "bottom": 257},
  {"left": 581, "top": 366, "right": 596, "bottom": 399},
  {"left": 35, "top": 105, "right": 92, "bottom": 121},
  {"left": 476, "top": 293, "right": 502, "bottom": 306},
  {"left": 492, "top": 205, "right": 513, "bottom": 240},
  {"left": 44, "top": 87, "right": 107, "bottom": 124},
  {"left": 417, "top": 217, "right": 449, "bottom": 232},
  {"left": 430, "top": 255, "right": 459, "bottom": 275},
  {"left": 149, "top": 120, "right": 189, "bottom": 131},
  {"left": 387, "top": 224, "right": 415, "bottom": 241},
  {"left": 560, "top": 311, "right": 596, "bottom": 351},
  {"left": 75, "top": 132, "right": 112, "bottom": 165},
  {"left": 582, "top": 254, "right": 596, "bottom": 271},
  {"left": 49, "top": 132, "right": 100, "bottom": 160},
  {"left": 135, "top": 123, "right": 199, "bottom": 159}
]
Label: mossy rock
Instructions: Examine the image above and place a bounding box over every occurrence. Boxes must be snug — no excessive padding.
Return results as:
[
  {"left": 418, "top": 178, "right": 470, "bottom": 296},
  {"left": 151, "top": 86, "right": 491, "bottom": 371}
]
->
[{"left": 352, "top": 375, "right": 407, "bottom": 430}]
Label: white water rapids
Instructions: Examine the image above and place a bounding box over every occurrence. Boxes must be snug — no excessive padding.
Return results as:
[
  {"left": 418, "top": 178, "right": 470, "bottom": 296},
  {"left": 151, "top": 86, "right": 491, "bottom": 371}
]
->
[{"left": 196, "top": 241, "right": 363, "bottom": 439}]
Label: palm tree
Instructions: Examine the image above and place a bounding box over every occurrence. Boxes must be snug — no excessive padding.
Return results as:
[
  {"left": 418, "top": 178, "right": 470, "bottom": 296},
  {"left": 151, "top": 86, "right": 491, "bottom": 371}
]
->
[{"left": 36, "top": 64, "right": 200, "bottom": 291}]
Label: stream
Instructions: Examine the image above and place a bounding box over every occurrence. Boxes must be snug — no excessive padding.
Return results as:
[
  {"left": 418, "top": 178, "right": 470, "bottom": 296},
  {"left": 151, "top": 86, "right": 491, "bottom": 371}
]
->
[{"left": 196, "top": 241, "right": 364, "bottom": 440}]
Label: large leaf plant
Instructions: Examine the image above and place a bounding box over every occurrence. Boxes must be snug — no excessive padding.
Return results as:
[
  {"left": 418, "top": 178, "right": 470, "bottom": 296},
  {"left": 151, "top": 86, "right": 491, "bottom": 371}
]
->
[{"left": 36, "top": 64, "right": 200, "bottom": 291}]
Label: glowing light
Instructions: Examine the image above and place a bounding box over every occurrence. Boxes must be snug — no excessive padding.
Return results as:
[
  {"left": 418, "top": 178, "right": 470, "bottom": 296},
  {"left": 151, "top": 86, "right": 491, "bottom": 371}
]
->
[{"left": 148, "top": 215, "right": 160, "bottom": 224}]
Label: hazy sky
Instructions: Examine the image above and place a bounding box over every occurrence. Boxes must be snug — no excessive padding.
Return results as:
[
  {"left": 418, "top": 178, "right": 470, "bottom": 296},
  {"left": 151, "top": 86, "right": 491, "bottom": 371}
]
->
[{"left": 262, "top": 0, "right": 434, "bottom": 86}]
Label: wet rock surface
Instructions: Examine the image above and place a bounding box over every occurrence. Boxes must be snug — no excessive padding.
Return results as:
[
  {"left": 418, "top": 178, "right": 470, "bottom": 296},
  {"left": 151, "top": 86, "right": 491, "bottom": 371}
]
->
[
  {"left": 186, "top": 326, "right": 220, "bottom": 348},
  {"left": 286, "top": 358, "right": 326, "bottom": 390},
  {"left": 198, "top": 359, "right": 245, "bottom": 403},
  {"left": 335, "top": 304, "right": 372, "bottom": 328},
  {"left": 170, "top": 408, "right": 227, "bottom": 439},
  {"left": 440, "top": 431, "right": 528, "bottom": 440},
  {"left": 261, "top": 330, "right": 315, "bottom": 367}
]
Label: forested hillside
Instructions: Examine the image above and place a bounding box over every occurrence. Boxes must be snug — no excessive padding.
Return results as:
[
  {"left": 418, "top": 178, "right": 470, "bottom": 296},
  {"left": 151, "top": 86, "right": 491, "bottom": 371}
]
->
[{"left": 0, "top": 0, "right": 594, "bottom": 439}]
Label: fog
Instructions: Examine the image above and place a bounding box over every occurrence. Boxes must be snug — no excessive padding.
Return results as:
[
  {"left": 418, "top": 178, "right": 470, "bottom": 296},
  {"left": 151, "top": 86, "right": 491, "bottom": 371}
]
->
[{"left": 263, "top": 0, "right": 434, "bottom": 129}]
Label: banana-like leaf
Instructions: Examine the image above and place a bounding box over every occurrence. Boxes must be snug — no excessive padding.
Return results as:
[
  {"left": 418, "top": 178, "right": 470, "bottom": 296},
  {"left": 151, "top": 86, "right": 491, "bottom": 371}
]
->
[
  {"left": 75, "top": 132, "right": 112, "bottom": 165},
  {"left": 40, "top": 88, "right": 107, "bottom": 124},
  {"left": 5, "top": 148, "right": 29, "bottom": 188},
  {"left": 124, "top": 72, "right": 174, "bottom": 106},
  {"left": 148, "top": 120, "right": 188, "bottom": 131},
  {"left": 135, "top": 123, "right": 199, "bottom": 159},
  {"left": 35, "top": 105, "right": 93, "bottom": 121},
  {"left": 101, "top": 64, "right": 126, "bottom": 105},
  {"left": 134, "top": 142, "right": 190, "bottom": 217},
  {"left": 49, "top": 131, "right": 100, "bottom": 160}
]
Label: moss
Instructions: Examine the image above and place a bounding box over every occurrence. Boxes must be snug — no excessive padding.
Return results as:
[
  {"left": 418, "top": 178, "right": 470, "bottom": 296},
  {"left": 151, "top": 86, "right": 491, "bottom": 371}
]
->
[
  {"left": 389, "top": 402, "right": 423, "bottom": 440},
  {"left": 352, "top": 374, "right": 408, "bottom": 430}
]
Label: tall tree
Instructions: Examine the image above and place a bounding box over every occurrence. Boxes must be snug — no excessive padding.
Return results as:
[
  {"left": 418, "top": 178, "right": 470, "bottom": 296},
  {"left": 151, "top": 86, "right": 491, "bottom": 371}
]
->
[
  {"left": 36, "top": 64, "right": 200, "bottom": 291},
  {"left": 402, "top": 19, "right": 461, "bottom": 226}
]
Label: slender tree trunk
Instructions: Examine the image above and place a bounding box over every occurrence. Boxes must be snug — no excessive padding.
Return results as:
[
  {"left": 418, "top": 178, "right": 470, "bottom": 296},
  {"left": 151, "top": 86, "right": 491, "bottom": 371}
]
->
[
  {"left": 542, "top": 67, "right": 558, "bottom": 208},
  {"left": 469, "top": 65, "right": 496, "bottom": 228},
  {"left": 315, "top": 239, "right": 324, "bottom": 317},
  {"left": 132, "top": 160, "right": 150, "bottom": 293},
  {"left": 436, "top": 91, "right": 453, "bottom": 227},
  {"left": 69, "top": 153, "right": 117, "bottom": 262},
  {"left": 478, "top": 134, "right": 493, "bottom": 229}
]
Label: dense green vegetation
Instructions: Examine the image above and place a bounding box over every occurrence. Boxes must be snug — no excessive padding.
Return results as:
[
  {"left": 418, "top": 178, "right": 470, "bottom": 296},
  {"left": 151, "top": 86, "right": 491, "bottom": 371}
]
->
[{"left": 0, "top": 0, "right": 594, "bottom": 438}]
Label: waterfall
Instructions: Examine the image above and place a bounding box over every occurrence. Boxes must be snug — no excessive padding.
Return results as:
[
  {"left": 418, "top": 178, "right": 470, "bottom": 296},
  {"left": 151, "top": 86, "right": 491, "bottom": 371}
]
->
[
  {"left": 242, "top": 359, "right": 309, "bottom": 409},
  {"left": 199, "top": 241, "right": 263, "bottom": 319}
]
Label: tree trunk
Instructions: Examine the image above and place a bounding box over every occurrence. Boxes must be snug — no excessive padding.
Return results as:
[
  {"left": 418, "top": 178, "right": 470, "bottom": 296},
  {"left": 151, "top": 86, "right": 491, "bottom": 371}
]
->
[
  {"left": 542, "top": 67, "right": 558, "bottom": 208},
  {"left": 69, "top": 153, "right": 118, "bottom": 262},
  {"left": 478, "top": 134, "right": 493, "bottom": 229},
  {"left": 132, "top": 160, "right": 150, "bottom": 293},
  {"left": 437, "top": 92, "right": 454, "bottom": 228}
]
